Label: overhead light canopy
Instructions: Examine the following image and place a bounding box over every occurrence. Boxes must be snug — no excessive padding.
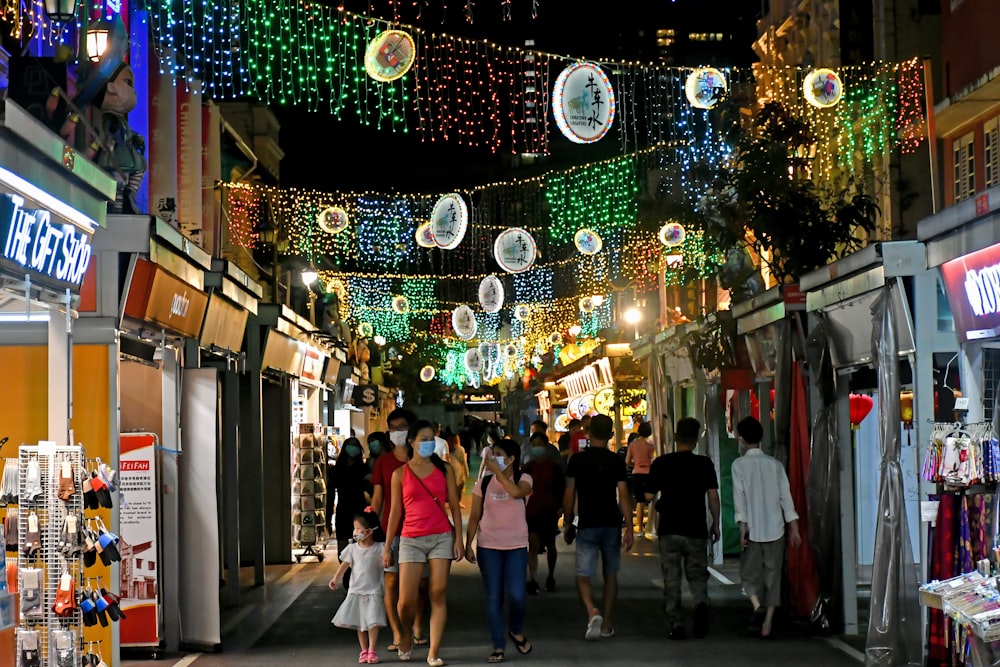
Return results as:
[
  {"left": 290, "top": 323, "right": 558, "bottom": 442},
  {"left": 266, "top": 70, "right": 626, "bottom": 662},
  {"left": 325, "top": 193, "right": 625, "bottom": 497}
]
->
[{"left": 43, "top": 0, "right": 78, "bottom": 23}]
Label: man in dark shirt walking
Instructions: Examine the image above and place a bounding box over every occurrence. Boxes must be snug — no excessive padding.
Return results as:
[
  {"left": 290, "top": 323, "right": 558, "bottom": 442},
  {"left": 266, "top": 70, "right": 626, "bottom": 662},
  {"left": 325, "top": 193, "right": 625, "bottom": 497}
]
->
[
  {"left": 645, "top": 417, "right": 720, "bottom": 640},
  {"left": 563, "top": 415, "right": 633, "bottom": 641}
]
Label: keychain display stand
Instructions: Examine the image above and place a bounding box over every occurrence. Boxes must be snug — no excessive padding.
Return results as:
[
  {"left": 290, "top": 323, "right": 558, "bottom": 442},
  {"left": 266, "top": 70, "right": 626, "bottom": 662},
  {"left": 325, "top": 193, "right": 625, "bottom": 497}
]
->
[
  {"left": 16, "top": 444, "right": 84, "bottom": 667},
  {"left": 292, "top": 425, "right": 327, "bottom": 563}
]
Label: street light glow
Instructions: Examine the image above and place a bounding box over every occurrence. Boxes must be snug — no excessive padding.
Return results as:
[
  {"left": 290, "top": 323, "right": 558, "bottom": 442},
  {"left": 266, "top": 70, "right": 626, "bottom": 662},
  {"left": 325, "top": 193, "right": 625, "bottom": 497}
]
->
[
  {"left": 301, "top": 269, "right": 319, "bottom": 286},
  {"left": 623, "top": 307, "right": 641, "bottom": 325}
]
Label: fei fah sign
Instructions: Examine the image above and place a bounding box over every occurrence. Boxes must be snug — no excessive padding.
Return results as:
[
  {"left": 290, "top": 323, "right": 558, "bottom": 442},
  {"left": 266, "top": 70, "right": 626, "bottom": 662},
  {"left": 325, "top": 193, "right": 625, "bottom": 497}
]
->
[{"left": 0, "top": 193, "right": 92, "bottom": 290}]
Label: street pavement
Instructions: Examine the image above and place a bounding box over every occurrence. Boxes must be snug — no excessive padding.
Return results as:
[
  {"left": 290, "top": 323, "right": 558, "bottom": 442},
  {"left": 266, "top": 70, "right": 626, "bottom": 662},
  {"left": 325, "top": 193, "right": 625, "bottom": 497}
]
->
[{"left": 124, "top": 534, "right": 864, "bottom": 667}]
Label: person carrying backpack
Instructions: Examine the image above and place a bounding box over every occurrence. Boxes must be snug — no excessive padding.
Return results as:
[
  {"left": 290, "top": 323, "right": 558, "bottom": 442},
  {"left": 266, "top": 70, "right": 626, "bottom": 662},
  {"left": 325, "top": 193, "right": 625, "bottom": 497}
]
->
[{"left": 466, "top": 438, "right": 534, "bottom": 663}]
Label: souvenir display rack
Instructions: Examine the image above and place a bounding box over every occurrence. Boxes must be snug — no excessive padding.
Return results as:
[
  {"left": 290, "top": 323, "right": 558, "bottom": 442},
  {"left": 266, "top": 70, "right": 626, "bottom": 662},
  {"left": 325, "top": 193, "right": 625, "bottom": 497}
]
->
[
  {"left": 292, "top": 425, "right": 327, "bottom": 563},
  {"left": 920, "top": 572, "right": 1000, "bottom": 667}
]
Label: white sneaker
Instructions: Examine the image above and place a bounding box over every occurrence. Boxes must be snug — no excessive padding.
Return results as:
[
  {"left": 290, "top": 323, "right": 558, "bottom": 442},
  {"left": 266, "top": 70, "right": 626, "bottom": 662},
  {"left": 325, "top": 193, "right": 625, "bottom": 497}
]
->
[
  {"left": 645, "top": 532, "right": 656, "bottom": 541},
  {"left": 586, "top": 614, "right": 603, "bottom": 641}
]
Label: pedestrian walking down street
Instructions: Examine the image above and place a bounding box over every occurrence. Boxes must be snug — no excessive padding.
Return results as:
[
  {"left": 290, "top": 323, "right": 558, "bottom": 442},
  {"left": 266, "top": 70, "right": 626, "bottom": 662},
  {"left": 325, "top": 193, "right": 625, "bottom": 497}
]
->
[
  {"left": 334, "top": 437, "right": 370, "bottom": 592},
  {"left": 625, "top": 422, "right": 656, "bottom": 539},
  {"left": 732, "top": 416, "right": 802, "bottom": 639},
  {"left": 329, "top": 510, "right": 387, "bottom": 665},
  {"left": 466, "top": 438, "right": 534, "bottom": 663},
  {"left": 562, "top": 414, "right": 633, "bottom": 641},
  {"left": 645, "top": 417, "right": 720, "bottom": 641},
  {"left": 383, "top": 420, "right": 465, "bottom": 666},
  {"left": 523, "top": 432, "right": 565, "bottom": 594},
  {"left": 447, "top": 433, "right": 469, "bottom": 506}
]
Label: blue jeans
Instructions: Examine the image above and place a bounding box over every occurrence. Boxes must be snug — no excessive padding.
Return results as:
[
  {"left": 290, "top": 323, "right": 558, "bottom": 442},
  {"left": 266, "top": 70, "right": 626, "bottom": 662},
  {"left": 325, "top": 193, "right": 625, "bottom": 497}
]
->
[
  {"left": 477, "top": 547, "right": 528, "bottom": 650},
  {"left": 575, "top": 526, "right": 622, "bottom": 577}
]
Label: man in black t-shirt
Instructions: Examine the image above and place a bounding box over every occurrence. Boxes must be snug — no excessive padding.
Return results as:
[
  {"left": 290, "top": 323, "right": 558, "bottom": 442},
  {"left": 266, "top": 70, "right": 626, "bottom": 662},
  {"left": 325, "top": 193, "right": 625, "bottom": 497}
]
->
[
  {"left": 645, "top": 417, "right": 720, "bottom": 641},
  {"left": 563, "top": 415, "right": 633, "bottom": 641}
]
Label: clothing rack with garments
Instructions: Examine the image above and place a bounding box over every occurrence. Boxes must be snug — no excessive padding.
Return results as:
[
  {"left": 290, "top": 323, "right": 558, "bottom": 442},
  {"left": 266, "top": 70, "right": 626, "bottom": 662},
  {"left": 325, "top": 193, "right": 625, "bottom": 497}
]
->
[{"left": 922, "top": 422, "right": 997, "bottom": 487}]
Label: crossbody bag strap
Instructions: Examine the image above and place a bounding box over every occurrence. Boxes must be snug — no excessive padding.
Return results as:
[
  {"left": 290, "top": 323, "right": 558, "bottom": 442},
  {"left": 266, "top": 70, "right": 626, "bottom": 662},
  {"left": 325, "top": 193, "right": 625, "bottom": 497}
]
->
[{"left": 410, "top": 466, "right": 451, "bottom": 523}]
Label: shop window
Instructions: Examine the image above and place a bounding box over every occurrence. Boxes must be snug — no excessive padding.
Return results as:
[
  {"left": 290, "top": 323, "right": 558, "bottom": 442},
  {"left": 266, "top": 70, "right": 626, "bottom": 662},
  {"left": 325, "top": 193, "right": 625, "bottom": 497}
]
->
[
  {"left": 136, "top": 558, "right": 143, "bottom": 568},
  {"left": 149, "top": 561, "right": 156, "bottom": 571},
  {"left": 986, "top": 117, "right": 1000, "bottom": 189},
  {"left": 954, "top": 132, "right": 975, "bottom": 202}
]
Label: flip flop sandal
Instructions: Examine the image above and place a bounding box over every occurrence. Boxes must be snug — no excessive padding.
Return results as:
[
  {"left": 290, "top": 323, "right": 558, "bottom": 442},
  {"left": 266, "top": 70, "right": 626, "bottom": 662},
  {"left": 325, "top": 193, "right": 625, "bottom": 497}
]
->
[
  {"left": 487, "top": 650, "right": 505, "bottom": 663},
  {"left": 386, "top": 643, "right": 400, "bottom": 652},
  {"left": 413, "top": 636, "right": 429, "bottom": 646},
  {"left": 508, "top": 632, "right": 532, "bottom": 654}
]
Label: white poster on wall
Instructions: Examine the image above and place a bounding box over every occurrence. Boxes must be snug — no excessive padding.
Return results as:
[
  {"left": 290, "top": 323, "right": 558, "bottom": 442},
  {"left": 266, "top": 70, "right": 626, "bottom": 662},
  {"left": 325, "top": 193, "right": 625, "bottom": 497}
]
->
[
  {"left": 179, "top": 369, "right": 221, "bottom": 649},
  {"left": 119, "top": 433, "right": 160, "bottom": 647}
]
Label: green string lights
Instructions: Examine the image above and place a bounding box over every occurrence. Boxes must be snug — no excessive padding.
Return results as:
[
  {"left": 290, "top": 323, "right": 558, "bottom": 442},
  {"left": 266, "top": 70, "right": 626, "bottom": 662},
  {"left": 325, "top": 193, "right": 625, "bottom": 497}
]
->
[{"left": 545, "top": 154, "right": 640, "bottom": 244}]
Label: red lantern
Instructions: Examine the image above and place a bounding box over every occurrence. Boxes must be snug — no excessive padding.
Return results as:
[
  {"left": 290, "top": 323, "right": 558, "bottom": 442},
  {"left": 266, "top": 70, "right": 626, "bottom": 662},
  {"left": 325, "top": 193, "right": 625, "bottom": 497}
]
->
[{"left": 849, "top": 394, "right": 874, "bottom": 429}]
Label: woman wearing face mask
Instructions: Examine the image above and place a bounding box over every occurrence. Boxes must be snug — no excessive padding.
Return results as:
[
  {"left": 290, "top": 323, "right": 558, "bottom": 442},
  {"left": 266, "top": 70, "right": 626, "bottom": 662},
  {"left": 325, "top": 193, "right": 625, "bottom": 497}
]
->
[
  {"left": 466, "top": 438, "right": 534, "bottom": 663},
  {"left": 335, "top": 437, "right": 370, "bottom": 591},
  {"left": 368, "top": 432, "right": 389, "bottom": 472},
  {"left": 383, "top": 420, "right": 465, "bottom": 666}
]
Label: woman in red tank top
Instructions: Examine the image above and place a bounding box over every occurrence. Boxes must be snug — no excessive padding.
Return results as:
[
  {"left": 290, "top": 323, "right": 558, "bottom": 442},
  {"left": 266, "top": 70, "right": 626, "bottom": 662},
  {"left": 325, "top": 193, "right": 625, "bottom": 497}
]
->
[{"left": 383, "top": 420, "right": 465, "bottom": 666}]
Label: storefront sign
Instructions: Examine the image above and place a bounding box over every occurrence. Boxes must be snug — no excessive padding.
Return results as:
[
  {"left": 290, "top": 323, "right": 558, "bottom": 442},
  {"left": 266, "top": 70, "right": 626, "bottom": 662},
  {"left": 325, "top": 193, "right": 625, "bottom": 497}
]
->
[
  {"left": 119, "top": 433, "right": 160, "bottom": 647},
  {"left": 354, "top": 384, "right": 379, "bottom": 407},
  {"left": 300, "top": 346, "right": 325, "bottom": 383},
  {"left": 124, "top": 258, "right": 209, "bottom": 338},
  {"left": 200, "top": 294, "right": 248, "bottom": 352},
  {"left": 0, "top": 193, "right": 92, "bottom": 288},
  {"left": 941, "top": 242, "right": 1000, "bottom": 341}
]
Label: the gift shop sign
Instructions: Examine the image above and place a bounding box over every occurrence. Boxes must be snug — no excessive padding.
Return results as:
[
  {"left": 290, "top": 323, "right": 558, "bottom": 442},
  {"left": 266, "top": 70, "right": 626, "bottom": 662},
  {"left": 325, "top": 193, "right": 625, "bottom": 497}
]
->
[
  {"left": 942, "top": 242, "right": 1000, "bottom": 341},
  {"left": 0, "top": 193, "right": 92, "bottom": 289},
  {"left": 124, "top": 257, "right": 209, "bottom": 338}
]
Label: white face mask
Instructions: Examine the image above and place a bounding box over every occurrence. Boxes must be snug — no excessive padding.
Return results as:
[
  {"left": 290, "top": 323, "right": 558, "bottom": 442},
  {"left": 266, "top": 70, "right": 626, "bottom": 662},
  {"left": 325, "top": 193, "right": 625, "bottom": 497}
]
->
[{"left": 389, "top": 430, "right": 407, "bottom": 446}]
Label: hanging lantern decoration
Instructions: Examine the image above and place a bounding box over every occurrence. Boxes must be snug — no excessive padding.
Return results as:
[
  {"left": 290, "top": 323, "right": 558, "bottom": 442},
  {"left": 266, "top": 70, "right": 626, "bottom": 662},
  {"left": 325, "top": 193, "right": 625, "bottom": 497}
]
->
[
  {"left": 567, "top": 396, "right": 583, "bottom": 420},
  {"left": 504, "top": 343, "right": 519, "bottom": 357},
  {"left": 900, "top": 391, "right": 914, "bottom": 429},
  {"left": 318, "top": 206, "right": 350, "bottom": 234},
  {"left": 478, "top": 275, "right": 505, "bottom": 314},
  {"left": 451, "top": 305, "right": 478, "bottom": 340},
  {"left": 514, "top": 304, "right": 531, "bottom": 321},
  {"left": 803, "top": 68, "right": 844, "bottom": 109},
  {"left": 579, "top": 296, "right": 595, "bottom": 313},
  {"left": 658, "top": 222, "right": 685, "bottom": 247},
  {"left": 391, "top": 295, "right": 410, "bottom": 314},
  {"left": 358, "top": 322, "right": 374, "bottom": 338},
  {"left": 494, "top": 228, "right": 537, "bottom": 273},
  {"left": 430, "top": 193, "right": 469, "bottom": 250},
  {"left": 552, "top": 62, "right": 616, "bottom": 144},
  {"left": 415, "top": 222, "right": 436, "bottom": 248},
  {"left": 364, "top": 29, "right": 416, "bottom": 82},
  {"left": 420, "top": 365, "right": 436, "bottom": 382},
  {"left": 470, "top": 374, "right": 482, "bottom": 390},
  {"left": 549, "top": 332, "right": 563, "bottom": 346},
  {"left": 555, "top": 413, "right": 572, "bottom": 432},
  {"left": 685, "top": 67, "right": 727, "bottom": 109},
  {"left": 849, "top": 393, "right": 874, "bottom": 429},
  {"left": 465, "top": 348, "right": 484, "bottom": 373},
  {"left": 574, "top": 228, "right": 603, "bottom": 255},
  {"left": 595, "top": 387, "right": 615, "bottom": 416}
]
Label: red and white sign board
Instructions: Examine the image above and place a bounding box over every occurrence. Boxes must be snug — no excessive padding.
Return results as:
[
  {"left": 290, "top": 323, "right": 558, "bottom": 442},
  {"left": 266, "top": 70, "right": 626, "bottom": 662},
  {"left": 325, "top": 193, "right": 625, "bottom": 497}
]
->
[{"left": 119, "top": 433, "right": 160, "bottom": 647}]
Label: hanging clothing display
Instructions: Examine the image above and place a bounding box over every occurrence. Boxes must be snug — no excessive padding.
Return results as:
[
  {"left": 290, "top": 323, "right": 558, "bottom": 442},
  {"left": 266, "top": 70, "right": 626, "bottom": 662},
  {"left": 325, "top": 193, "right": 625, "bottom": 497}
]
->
[{"left": 922, "top": 422, "right": 997, "bottom": 487}]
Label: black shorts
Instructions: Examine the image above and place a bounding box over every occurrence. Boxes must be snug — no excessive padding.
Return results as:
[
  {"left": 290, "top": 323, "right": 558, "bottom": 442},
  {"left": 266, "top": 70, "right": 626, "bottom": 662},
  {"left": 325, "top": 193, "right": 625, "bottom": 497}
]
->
[
  {"left": 526, "top": 512, "right": 560, "bottom": 541},
  {"left": 631, "top": 474, "right": 650, "bottom": 500}
]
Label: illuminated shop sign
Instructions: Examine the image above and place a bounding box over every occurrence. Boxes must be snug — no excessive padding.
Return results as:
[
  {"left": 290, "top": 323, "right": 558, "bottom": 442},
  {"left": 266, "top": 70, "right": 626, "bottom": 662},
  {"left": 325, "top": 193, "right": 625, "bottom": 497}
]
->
[
  {"left": 942, "top": 242, "right": 1000, "bottom": 341},
  {"left": 0, "top": 193, "right": 92, "bottom": 288}
]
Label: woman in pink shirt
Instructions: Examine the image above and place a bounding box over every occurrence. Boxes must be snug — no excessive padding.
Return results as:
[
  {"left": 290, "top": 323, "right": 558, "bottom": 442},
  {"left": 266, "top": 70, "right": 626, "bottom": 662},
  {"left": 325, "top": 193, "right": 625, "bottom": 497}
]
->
[
  {"left": 383, "top": 420, "right": 465, "bottom": 666},
  {"left": 625, "top": 422, "right": 656, "bottom": 537},
  {"left": 466, "top": 438, "right": 534, "bottom": 663}
]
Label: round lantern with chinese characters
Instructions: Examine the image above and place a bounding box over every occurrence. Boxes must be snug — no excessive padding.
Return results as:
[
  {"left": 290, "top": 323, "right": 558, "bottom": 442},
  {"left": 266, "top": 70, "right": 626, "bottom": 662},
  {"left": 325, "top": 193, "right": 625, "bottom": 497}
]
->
[
  {"left": 595, "top": 387, "right": 615, "bottom": 416},
  {"left": 803, "top": 68, "right": 844, "bottom": 109},
  {"left": 574, "top": 228, "right": 603, "bottom": 255},
  {"left": 451, "top": 305, "right": 477, "bottom": 340},
  {"left": 364, "top": 29, "right": 416, "bottom": 82},
  {"left": 430, "top": 193, "right": 469, "bottom": 250},
  {"left": 514, "top": 304, "right": 531, "bottom": 321},
  {"left": 552, "top": 62, "right": 616, "bottom": 144},
  {"left": 465, "top": 348, "right": 483, "bottom": 373},
  {"left": 420, "top": 365, "right": 436, "bottom": 382},
  {"left": 685, "top": 67, "right": 727, "bottom": 110},
  {"left": 549, "top": 332, "right": 563, "bottom": 346},
  {"left": 318, "top": 206, "right": 349, "bottom": 234},
  {"left": 478, "top": 275, "right": 505, "bottom": 314},
  {"left": 504, "top": 343, "right": 519, "bottom": 357},
  {"left": 494, "top": 228, "right": 537, "bottom": 274},
  {"left": 391, "top": 295, "right": 410, "bottom": 314},
  {"left": 658, "top": 222, "right": 685, "bottom": 247},
  {"left": 579, "top": 296, "right": 595, "bottom": 313}
]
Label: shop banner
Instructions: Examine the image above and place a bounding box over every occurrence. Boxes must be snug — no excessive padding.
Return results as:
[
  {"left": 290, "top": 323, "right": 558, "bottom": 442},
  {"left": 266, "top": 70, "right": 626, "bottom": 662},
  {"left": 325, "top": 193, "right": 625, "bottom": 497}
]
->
[
  {"left": 148, "top": 52, "right": 178, "bottom": 225},
  {"left": 941, "top": 241, "right": 1000, "bottom": 342},
  {"left": 124, "top": 257, "right": 209, "bottom": 339},
  {"left": 176, "top": 84, "right": 204, "bottom": 244},
  {"left": 119, "top": 433, "right": 160, "bottom": 647}
]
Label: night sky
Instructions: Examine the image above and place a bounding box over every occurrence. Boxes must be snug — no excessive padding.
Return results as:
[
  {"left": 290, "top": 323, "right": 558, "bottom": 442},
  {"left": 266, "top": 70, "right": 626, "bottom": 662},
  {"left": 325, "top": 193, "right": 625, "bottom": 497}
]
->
[{"left": 275, "top": 0, "right": 759, "bottom": 193}]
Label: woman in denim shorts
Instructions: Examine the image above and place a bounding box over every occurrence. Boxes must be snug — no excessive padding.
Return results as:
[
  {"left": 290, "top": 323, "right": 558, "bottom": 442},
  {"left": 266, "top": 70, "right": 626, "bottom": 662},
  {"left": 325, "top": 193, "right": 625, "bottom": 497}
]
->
[{"left": 383, "top": 420, "right": 465, "bottom": 666}]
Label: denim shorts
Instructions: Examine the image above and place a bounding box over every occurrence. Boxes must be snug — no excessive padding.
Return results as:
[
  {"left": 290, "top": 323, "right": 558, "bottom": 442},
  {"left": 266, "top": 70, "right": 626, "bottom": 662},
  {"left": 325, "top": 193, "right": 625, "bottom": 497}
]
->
[
  {"left": 575, "top": 526, "right": 622, "bottom": 577},
  {"left": 399, "top": 531, "right": 454, "bottom": 564}
]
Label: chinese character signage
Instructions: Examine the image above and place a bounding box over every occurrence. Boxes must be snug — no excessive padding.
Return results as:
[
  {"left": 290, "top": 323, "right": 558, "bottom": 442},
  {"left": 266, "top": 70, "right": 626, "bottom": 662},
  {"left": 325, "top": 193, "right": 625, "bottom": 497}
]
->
[
  {"left": 430, "top": 193, "right": 469, "bottom": 250},
  {"left": 552, "top": 62, "right": 616, "bottom": 144},
  {"left": 0, "top": 193, "right": 92, "bottom": 290},
  {"left": 941, "top": 242, "right": 1000, "bottom": 341},
  {"left": 494, "top": 227, "right": 537, "bottom": 274},
  {"left": 119, "top": 433, "right": 160, "bottom": 648}
]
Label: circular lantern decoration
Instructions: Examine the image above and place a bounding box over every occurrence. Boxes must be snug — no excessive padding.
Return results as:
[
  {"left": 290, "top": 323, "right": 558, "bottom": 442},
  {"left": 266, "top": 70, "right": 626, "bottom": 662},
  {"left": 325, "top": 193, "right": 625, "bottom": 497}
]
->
[
  {"left": 415, "top": 222, "right": 436, "bottom": 248},
  {"left": 580, "top": 394, "right": 596, "bottom": 416},
  {"left": 685, "top": 67, "right": 728, "bottom": 109},
  {"left": 849, "top": 393, "right": 874, "bottom": 429},
  {"left": 514, "top": 304, "right": 531, "bottom": 321},
  {"left": 595, "top": 387, "right": 615, "bottom": 416},
  {"left": 318, "top": 206, "right": 350, "bottom": 234},
  {"left": 658, "top": 222, "right": 685, "bottom": 247},
  {"left": 391, "top": 295, "right": 410, "bottom": 314},
  {"left": 478, "top": 275, "right": 505, "bottom": 314},
  {"left": 574, "top": 228, "right": 603, "bottom": 255},
  {"left": 358, "top": 322, "right": 374, "bottom": 338},
  {"left": 504, "top": 343, "right": 519, "bottom": 357},
  {"left": 555, "top": 413, "right": 572, "bottom": 432},
  {"left": 803, "top": 68, "right": 844, "bottom": 109},
  {"left": 420, "top": 365, "right": 436, "bottom": 382},
  {"left": 494, "top": 228, "right": 537, "bottom": 274},
  {"left": 364, "top": 29, "right": 416, "bottom": 82},
  {"left": 451, "top": 305, "right": 478, "bottom": 340},
  {"left": 470, "top": 374, "right": 482, "bottom": 390},
  {"left": 465, "top": 348, "right": 483, "bottom": 373},
  {"left": 552, "top": 62, "right": 616, "bottom": 144},
  {"left": 579, "top": 296, "right": 595, "bottom": 313},
  {"left": 549, "top": 332, "right": 563, "bottom": 346},
  {"left": 567, "top": 396, "right": 584, "bottom": 420},
  {"left": 430, "top": 193, "right": 469, "bottom": 250}
]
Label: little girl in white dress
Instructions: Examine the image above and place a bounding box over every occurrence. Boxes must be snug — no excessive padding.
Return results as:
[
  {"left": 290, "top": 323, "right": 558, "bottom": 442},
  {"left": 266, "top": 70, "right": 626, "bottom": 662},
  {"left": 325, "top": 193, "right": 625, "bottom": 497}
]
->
[{"left": 330, "top": 510, "right": 388, "bottom": 664}]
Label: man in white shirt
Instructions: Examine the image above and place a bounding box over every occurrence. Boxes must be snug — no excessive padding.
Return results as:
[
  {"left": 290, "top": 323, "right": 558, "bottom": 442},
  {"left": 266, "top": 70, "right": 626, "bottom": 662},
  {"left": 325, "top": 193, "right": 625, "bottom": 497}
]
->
[{"left": 732, "top": 417, "right": 801, "bottom": 639}]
